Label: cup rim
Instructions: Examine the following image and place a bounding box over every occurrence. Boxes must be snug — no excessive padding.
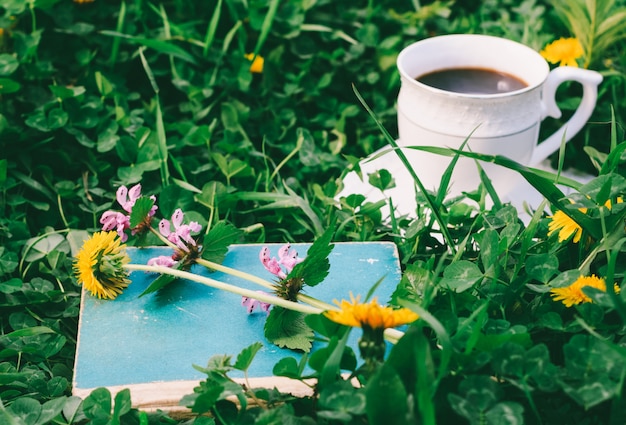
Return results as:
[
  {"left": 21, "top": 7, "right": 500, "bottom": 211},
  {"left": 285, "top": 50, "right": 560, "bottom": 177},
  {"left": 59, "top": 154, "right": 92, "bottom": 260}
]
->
[{"left": 397, "top": 34, "right": 549, "bottom": 99}]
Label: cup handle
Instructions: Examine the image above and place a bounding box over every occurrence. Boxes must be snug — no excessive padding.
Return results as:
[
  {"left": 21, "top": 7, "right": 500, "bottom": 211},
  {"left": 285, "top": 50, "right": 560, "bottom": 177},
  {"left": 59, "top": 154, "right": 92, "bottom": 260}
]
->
[{"left": 530, "top": 66, "right": 603, "bottom": 165}]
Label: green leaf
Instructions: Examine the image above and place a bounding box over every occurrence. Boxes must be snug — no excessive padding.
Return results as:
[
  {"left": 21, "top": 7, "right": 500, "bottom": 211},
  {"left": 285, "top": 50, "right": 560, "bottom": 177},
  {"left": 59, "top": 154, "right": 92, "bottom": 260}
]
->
[
  {"left": 82, "top": 388, "right": 112, "bottom": 421},
  {"left": 49, "top": 84, "right": 85, "bottom": 100},
  {"left": 365, "top": 363, "right": 411, "bottom": 425},
  {"left": 485, "top": 402, "right": 525, "bottom": 425},
  {"left": 448, "top": 375, "right": 503, "bottom": 422},
  {"left": 0, "top": 78, "right": 20, "bottom": 94},
  {"left": 24, "top": 109, "right": 68, "bottom": 132},
  {"left": 138, "top": 267, "right": 179, "bottom": 297},
  {"left": 272, "top": 357, "right": 302, "bottom": 379},
  {"left": 557, "top": 334, "right": 625, "bottom": 409},
  {"left": 6, "top": 397, "right": 41, "bottom": 425},
  {"left": 477, "top": 229, "right": 499, "bottom": 272},
  {"left": 233, "top": 342, "right": 263, "bottom": 372},
  {"left": 286, "top": 227, "right": 334, "bottom": 287},
  {"left": 367, "top": 168, "right": 395, "bottom": 191},
  {"left": 409, "top": 145, "right": 604, "bottom": 238},
  {"left": 38, "top": 397, "right": 67, "bottom": 425},
  {"left": 100, "top": 31, "right": 198, "bottom": 64},
  {"left": 318, "top": 381, "right": 366, "bottom": 421},
  {"left": 97, "top": 121, "right": 120, "bottom": 153},
  {"left": 0, "top": 326, "right": 56, "bottom": 345},
  {"left": 0, "top": 54, "right": 19, "bottom": 76},
  {"left": 264, "top": 307, "right": 314, "bottom": 352},
  {"left": 201, "top": 221, "right": 242, "bottom": 264},
  {"left": 526, "top": 254, "right": 559, "bottom": 283},
  {"left": 113, "top": 389, "right": 132, "bottom": 419},
  {"left": 439, "top": 260, "right": 483, "bottom": 292},
  {"left": 129, "top": 196, "right": 155, "bottom": 228}
]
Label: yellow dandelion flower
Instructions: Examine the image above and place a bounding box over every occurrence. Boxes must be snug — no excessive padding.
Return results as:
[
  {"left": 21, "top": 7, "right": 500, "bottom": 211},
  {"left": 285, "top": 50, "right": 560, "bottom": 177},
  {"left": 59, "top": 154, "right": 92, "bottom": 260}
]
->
[
  {"left": 245, "top": 53, "right": 264, "bottom": 74},
  {"left": 540, "top": 37, "right": 584, "bottom": 67},
  {"left": 74, "top": 231, "right": 131, "bottom": 300},
  {"left": 547, "top": 210, "right": 584, "bottom": 243},
  {"left": 551, "top": 275, "right": 620, "bottom": 307},
  {"left": 73, "top": 0, "right": 95, "bottom": 4},
  {"left": 548, "top": 197, "right": 623, "bottom": 243},
  {"left": 325, "top": 293, "right": 419, "bottom": 330}
]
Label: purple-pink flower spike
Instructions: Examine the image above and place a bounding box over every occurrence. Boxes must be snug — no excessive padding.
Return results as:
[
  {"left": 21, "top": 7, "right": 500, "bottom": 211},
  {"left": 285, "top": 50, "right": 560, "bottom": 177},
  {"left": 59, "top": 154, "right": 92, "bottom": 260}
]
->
[
  {"left": 259, "top": 243, "right": 303, "bottom": 280},
  {"left": 100, "top": 211, "right": 130, "bottom": 242},
  {"left": 147, "top": 255, "right": 177, "bottom": 267},
  {"left": 158, "top": 208, "right": 202, "bottom": 252},
  {"left": 100, "top": 183, "right": 158, "bottom": 241},
  {"left": 241, "top": 292, "right": 272, "bottom": 315}
]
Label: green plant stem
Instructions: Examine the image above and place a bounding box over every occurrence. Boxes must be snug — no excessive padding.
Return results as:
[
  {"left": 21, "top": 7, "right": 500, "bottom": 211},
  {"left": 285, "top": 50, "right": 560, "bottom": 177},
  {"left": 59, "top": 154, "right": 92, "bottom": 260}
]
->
[
  {"left": 149, "top": 226, "right": 178, "bottom": 250},
  {"left": 196, "top": 258, "right": 359, "bottom": 312},
  {"left": 128, "top": 259, "right": 405, "bottom": 344},
  {"left": 126, "top": 263, "right": 322, "bottom": 315}
]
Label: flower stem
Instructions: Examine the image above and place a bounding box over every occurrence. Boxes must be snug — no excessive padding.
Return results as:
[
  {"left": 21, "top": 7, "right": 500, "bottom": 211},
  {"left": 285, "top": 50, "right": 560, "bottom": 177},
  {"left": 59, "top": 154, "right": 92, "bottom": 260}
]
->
[
  {"left": 196, "top": 258, "right": 337, "bottom": 311},
  {"left": 196, "top": 258, "right": 275, "bottom": 290},
  {"left": 195, "top": 258, "right": 403, "bottom": 342},
  {"left": 383, "top": 328, "right": 403, "bottom": 344},
  {"left": 149, "top": 226, "right": 178, "bottom": 250},
  {"left": 125, "top": 263, "right": 322, "bottom": 315},
  {"left": 125, "top": 263, "right": 406, "bottom": 344}
]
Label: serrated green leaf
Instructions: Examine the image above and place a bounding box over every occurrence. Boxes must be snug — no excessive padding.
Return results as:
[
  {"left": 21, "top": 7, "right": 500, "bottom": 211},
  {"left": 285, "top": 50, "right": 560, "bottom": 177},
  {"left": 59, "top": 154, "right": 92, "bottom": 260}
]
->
[
  {"left": 264, "top": 307, "right": 314, "bottom": 352},
  {"left": 287, "top": 227, "right": 335, "bottom": 287},
  {"left": 233, "top": 342, "right": 263, "bottom": 372},
  {"left": 201, "top": 221, "right": 242, "bottom": 264},
  {"left": 129, "top": 196, "right": 155, "bottom": 228}
]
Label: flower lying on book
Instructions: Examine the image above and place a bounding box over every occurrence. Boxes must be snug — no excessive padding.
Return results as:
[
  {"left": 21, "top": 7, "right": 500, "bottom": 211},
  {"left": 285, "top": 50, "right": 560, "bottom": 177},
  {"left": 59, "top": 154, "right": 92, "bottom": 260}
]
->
[
  {"left": 73, "top": 183, "right": 414, "bottom": 353},
  {"left": 74, "top": 231, "right": 131, "bottom": 299},
  {"left": 100, "top": 184, "right": 157, "bottom": 242},
  {"left": 158, "top": 209, "right": 202, "bottom": 253},
  {"left": 242, "top": 292, "right": 272, "bottom": 314},
  {"left": 259, "top": 244, "right": 304, "bottom": 280}
]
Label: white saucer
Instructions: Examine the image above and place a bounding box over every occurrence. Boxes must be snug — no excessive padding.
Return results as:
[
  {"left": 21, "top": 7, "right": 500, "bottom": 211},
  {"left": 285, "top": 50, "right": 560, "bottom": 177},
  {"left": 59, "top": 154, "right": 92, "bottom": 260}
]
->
[{"left": 338, "top": 144, "right": 595, "bottom": 223}]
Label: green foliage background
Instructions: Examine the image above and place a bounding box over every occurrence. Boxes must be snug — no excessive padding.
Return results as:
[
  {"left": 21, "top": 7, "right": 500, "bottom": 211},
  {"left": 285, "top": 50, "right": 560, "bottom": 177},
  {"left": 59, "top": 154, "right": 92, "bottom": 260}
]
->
[{"left": 1, "top": 0, "right": 626, "bottom": 423}]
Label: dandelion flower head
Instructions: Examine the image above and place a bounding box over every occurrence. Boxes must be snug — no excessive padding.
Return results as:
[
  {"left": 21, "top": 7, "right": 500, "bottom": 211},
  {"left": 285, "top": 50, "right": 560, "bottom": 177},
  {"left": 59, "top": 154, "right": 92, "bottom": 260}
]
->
[
  {"left": 74, "top": 231, "right": 131, "bottom": 300},
  {"left": 548, "top": 197, "right": 623, "bottom": 243},
  {"left": 325, "top": 293, "right": 419, "bottom": 330},
  {"left": 540, "top": 37, "right": 584, "bottom": 67},
  {"left": 548, "top": 210, "right": 584, "bottom": 243},
  {"left": 551, "top": 274, "right": 619, "bottom": 307}
]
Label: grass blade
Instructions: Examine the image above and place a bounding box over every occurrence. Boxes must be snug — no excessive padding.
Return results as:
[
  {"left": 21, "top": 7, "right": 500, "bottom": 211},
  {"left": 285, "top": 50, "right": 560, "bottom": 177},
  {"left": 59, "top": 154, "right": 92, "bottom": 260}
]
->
[{"left": 351, "top": 84, "right": 457, "bottom": 254}]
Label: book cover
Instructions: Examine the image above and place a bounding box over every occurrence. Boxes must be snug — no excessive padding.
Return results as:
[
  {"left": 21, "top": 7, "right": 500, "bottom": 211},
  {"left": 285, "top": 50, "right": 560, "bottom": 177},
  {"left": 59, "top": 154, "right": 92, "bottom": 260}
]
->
[{"left": 72, "top": 242, "right": 402, "bottom": 413}]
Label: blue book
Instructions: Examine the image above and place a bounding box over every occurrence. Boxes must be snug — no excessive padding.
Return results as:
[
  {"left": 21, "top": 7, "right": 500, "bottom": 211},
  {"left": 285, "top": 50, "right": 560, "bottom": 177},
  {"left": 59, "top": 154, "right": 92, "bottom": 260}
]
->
[{"left": 72, "top": 242, "right": 402, "bottom": 413}]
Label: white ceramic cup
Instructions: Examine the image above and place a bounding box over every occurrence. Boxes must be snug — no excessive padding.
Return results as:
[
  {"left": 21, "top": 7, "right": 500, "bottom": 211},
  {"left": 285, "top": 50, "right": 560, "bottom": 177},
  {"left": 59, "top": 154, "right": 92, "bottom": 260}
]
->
[{"left": 396, "top": 34, "right": 603, "bottom": 196}]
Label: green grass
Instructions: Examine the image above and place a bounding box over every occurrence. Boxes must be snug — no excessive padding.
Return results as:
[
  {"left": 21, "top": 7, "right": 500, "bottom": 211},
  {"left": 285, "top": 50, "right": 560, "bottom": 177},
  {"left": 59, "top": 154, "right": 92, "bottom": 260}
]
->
[{"left": 1, "top": 0, "right": 626, "bottom": 423}]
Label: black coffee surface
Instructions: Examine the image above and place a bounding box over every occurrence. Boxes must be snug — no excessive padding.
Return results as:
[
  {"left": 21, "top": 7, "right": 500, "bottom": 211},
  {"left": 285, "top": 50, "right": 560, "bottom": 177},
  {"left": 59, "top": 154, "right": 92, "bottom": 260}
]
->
[{"left": 417, "top": 67, "right": 527, "bottom": 94}]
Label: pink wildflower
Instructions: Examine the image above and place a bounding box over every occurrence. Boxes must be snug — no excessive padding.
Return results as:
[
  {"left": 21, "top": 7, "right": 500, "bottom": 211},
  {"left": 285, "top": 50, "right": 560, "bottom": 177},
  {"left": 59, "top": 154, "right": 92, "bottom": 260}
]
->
[
  {"left": 159, "top": 209, "right": 202, "bottom": 252},
  {"left": 242, "top": 292, "right": 272, "bottom": 314},
  {"left": 259, "top": 243, "right": 304, "bottom": 279},
  {"left": 100, "top": 184, "right": 157, "bottom": 242},
  {"left": 100, "top": 211, "right": 131, "bottom": 242},
  {"left": 147, "top": 255, "right": 177, "bottom": 268}
]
